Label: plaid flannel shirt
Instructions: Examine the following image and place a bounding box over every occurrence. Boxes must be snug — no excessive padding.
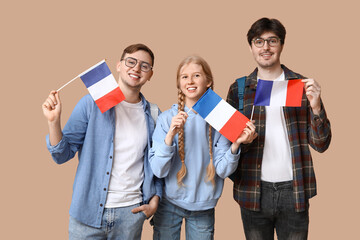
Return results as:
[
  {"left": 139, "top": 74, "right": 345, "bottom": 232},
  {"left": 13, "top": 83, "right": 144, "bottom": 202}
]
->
[{"left": 226, "top": 65, "right": 331, "bottom": 212}]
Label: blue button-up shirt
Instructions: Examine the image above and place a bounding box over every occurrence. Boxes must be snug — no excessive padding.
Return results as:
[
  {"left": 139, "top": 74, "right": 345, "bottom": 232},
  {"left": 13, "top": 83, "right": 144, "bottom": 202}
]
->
[{"left": 46, "top": 94, "right": 162, "bottom": 228}]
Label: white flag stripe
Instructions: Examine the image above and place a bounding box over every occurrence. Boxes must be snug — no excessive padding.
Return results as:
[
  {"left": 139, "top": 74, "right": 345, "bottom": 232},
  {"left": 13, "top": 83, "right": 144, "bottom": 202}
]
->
[
  {"left": 270, "top": 81, "right": 288, "bottom": 106},
  {"left": 88, "top": 74, "right": 118, "bottom": 100},
  {"left": 205, "top": 99, "right": 236, "bottom": 131}
]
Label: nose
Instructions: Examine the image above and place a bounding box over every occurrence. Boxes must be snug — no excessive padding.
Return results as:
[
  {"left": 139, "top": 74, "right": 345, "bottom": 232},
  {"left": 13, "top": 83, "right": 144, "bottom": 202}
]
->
[
  {"left": 132, "top": 62, "right": 141, "bottom": 72},
  {"left": 263, "top": 40, "right": 270, "bottom": 50}
]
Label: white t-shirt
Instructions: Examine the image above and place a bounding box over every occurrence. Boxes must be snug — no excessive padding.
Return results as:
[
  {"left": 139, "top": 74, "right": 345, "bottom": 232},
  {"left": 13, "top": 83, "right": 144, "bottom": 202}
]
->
[
  {"left": 260, "top": 71, "right": 293, "bottom": 182},
  {"left": 105, "top": 100, "right": 148, "bottom": 208}
]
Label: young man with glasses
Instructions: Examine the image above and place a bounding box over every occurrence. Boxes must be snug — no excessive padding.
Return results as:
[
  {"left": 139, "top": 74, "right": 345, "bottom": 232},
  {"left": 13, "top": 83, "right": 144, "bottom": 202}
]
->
[
  {"left": 42, "top": 43, "right": 162, "bottom": 240},
  {"left": 226, "top": 18, "right": 331, "bottom": 239}
]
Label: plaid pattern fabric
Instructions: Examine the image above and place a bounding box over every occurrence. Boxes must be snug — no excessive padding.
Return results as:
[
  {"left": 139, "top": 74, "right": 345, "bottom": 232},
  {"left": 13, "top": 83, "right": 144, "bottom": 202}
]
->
[{"left": 226, "top": 65, "right": 331, "bottom": 212}]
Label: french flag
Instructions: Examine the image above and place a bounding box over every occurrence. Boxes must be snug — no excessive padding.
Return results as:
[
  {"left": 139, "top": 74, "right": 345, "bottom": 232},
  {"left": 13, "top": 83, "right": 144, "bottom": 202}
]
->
[
  {"left": 79, "top": 60, "right": 125, "bottom": 113},
  {"left": 254, "top": 79, "right": 304, "bottom": 107},
  {"left": 192, "top": 89, "right": 249, "bottom": 143}
]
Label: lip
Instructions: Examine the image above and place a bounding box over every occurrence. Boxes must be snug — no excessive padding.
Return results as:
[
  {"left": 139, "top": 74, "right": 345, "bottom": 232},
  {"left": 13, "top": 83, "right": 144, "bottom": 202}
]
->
[
  {"left": 187, "top": 86, "right": 197, "bottom": 92},
  {"left": 129, "top": 73, "right": 141, "bottom": 80},
  {"left": 260, "top": 52, "right": 273, "bottom": 60}
]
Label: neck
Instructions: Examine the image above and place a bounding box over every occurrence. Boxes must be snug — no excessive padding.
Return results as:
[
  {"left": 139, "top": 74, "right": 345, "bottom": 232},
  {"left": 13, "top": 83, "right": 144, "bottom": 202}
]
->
[
  {"left": 257, "top": 63, "right": 283, "bottom": 80},
  {"left": 185, "top": 99, "right": 196, "bottom": 109},
  {"left": 118, "top": 81, "right": 141, "bottom": 104}
]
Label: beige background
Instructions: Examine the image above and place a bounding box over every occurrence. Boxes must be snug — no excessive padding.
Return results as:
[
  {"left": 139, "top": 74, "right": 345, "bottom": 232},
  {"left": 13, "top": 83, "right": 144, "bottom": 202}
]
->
[{"left": 1, "top": 0, "right": 358, "bottom": 239}]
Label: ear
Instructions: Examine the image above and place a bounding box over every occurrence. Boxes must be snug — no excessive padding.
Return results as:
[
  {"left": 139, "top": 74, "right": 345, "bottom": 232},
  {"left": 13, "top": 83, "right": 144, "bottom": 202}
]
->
[
  {"left": 206, "top": 80, "right": 212, "bottom": 88},
  {"left": 116, "top": 61, "right": 122, "bottom": 72},
  {"left": 147, "top": 70, "right": 153, "bottom": 81}
]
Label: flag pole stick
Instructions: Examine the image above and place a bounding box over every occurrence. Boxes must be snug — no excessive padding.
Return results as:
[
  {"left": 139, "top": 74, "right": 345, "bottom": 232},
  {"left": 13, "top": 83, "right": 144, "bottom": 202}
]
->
[
  {"left": 57, "top": 75, "right": 79, "bottom": 92},
  {"left": 250, "top": 105, "right": 255, "bottom": 121}
]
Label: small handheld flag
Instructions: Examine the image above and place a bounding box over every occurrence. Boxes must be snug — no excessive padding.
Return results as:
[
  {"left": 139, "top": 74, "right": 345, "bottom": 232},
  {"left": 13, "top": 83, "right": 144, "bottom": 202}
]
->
[
  {"left": 192, "top": 89, "right": 249, "bottom": 142},
  {"left": 79, "top": 60, "right": 125, "bottom": 113},
  {"left": 254, "top": 79, "right": 304, "bottom": 107}
]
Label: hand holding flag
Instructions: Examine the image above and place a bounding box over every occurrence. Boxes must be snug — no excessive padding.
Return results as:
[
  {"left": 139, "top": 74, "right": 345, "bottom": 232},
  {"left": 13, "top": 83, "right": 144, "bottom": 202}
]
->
[
  {"left": 56, "top": 60, "right": 125, "bottom": 113},
  {"left": 42, "top": 90, "right": 61, "bottom": 123},
  {"left": 302, "top": 79, "right": 321, "bottom": 115},
  {"left": 192, "top": 88, "right": 250, "bottom": 143}
]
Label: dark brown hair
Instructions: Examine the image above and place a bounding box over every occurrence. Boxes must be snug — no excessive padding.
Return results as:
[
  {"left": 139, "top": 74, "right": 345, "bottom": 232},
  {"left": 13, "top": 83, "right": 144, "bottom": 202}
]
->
[
  {"left": 247, "top": 18, "right": 286, "bottom": 46},
  {"left": 120, "top": 43, "right": 155, "bottom": 66}
]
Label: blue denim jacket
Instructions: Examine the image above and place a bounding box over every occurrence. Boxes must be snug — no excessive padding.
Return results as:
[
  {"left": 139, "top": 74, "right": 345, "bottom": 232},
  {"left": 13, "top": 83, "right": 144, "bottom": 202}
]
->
[{"left": 46, "top": 94, "right": 162, "bottom": 228}]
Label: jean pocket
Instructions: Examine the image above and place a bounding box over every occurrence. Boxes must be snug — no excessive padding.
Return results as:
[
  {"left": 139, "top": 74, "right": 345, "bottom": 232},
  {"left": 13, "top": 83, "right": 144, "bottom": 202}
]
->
[{"left": 140, "top": 211, "right": 148, "bottom": 219}]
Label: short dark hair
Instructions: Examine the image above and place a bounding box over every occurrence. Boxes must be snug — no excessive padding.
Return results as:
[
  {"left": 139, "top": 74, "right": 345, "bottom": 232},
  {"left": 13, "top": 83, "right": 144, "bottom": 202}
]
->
[
  {"left": 121, "top": 43, "right": 155, "bottom": 66},
  {"left": 247, "top": 18, "right": 286, "bottom": 46}
]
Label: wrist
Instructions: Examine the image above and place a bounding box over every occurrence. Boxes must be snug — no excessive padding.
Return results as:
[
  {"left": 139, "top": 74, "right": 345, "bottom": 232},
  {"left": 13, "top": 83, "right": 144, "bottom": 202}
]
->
[
  {"left": 312, "top": 105, "right": 321, "bottom": 115},
  {"left": 165, "top": 132, "right": 175, "bottom": 146},
  {"left": 231, "top": 142, "right": 240, "bottom": 154},
  {"left": 48, "top": 119, "right": 61, "bottom": 127}
]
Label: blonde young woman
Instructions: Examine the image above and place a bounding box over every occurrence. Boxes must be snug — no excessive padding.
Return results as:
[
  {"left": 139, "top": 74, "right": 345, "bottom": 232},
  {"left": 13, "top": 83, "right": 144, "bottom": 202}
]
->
[{"left": 149, "top": 56, "right": 257, "bottom": 239}]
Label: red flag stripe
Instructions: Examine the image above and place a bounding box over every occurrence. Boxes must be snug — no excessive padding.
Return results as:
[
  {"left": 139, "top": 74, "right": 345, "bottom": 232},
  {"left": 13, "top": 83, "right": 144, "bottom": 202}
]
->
[
  {"left": 285, "top": 80, "right": 304, "bottom": 107},
  {"left": 95, "top": 87, "right": 125, "bottom": 113},
  {"left": 219, "top": 111, "right": 249, "bottom": 142}
]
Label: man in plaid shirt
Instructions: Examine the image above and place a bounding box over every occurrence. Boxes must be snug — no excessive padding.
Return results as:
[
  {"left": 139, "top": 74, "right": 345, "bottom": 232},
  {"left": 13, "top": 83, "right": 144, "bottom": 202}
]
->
[{"left": 226, "top": 18, "right": 331, "bottom": 239}]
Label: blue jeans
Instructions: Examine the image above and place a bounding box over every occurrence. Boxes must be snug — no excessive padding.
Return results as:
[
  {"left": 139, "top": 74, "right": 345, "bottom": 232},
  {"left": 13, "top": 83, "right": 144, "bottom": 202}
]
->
[
  {"left": 69, "top": 203, "right": 147, "bottom": 240},
  {"left": 151, "top": 198, "right": 215, "bottom": 240},
  {"left": 240, "top": 181, "right": 309, "bottom": 240}
]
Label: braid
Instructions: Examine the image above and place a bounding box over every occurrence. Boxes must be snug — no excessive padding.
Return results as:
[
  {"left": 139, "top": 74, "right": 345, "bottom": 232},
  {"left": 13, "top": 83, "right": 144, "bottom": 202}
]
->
[
  {"left": 206, "top": 124, "right": 216, "bottom": 186},
  {"left": 176, "top": 89, "right": 187, "bottom": 186}
]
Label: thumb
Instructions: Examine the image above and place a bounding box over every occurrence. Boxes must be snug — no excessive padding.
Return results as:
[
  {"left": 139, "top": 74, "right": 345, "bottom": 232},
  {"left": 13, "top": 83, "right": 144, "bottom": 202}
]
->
[{"left": 131, "top": 205, "right": 145, "bottom": 214}]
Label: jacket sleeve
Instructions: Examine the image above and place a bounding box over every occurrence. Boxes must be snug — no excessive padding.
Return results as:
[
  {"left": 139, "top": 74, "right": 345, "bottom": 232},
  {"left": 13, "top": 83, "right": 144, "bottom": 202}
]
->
[
  {"left": 153, "top": 176, "right": 164, "bottom": 199},
  {"left": 308, "top": 100, "right": 331, "bottom": 153},
  {"left": 212, "top": 132, "right": 241, "bottom": 179},
  {"left": 149, "top": 114, "right": 177, "bottom": 178},
  {"left": 46, "top": 96, "right": 90, "bottom": 164}
]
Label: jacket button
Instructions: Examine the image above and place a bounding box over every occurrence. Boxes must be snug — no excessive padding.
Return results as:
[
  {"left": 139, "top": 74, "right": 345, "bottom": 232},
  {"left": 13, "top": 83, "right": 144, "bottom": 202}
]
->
[
  {"left": 110, "top": 156, "right": 112, "bottom": 159},
  {"left": 107, "top": 172, "right": 110, "bottom": 175},
  {"left": 100, "top": 204, "right": 103, "bottom": 207},
  {"left": 104, "top": 188, "right": 106, "bottom": 191}
]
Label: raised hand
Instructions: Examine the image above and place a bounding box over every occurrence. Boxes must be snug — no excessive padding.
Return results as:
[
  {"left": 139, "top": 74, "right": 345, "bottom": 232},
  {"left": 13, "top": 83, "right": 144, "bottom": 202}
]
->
[
  {"left": 42, "top": 90, "right": 63, "bottom": 146},
  {"left": 231, "top": 121, "right": 257, "bottom": 154},
  {"left": 165, "top": 111, "right": 188, "bottom": 146},
  {"left": 302, "top": 79, "right": 321, "bottom": 115},
  {"left": 42, "top": 90, "right": 61, "bottom": 123}
]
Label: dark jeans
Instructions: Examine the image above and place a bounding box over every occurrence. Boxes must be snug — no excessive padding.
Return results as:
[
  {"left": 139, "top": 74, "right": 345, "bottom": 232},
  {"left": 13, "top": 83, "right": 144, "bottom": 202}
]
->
[{"left": 240, "top": 181, "right": 309, "bottom": 240}]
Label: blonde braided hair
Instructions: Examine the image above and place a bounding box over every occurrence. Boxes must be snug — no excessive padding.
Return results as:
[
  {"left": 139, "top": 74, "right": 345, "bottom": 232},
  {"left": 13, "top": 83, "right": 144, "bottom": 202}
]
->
[{"left": 176, "top": 56, "right": 216, "bottom": 187}]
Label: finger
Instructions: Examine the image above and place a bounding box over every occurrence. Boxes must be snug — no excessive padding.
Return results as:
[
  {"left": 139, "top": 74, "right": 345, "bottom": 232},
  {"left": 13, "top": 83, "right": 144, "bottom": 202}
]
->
[
  {"left": 45, "top": 98, "right": 56, "bottom": 110},
  {"left": 49, "top": 94, "right": 57, "bottom": 106},
  {"left": 42, "top": 102, "right": 52, "bottom": 111},
  {"left": 178, "top": 111, "right": 188, "bottom": 118},
  {"left": 131, "top": 206, "right": 145, "bottom": 214},
  {"left": 242, "top": 128, "right": 251, "bottom": 136},
  {"left": 246, "top": 122, "right": 256, "bottom": 131}
]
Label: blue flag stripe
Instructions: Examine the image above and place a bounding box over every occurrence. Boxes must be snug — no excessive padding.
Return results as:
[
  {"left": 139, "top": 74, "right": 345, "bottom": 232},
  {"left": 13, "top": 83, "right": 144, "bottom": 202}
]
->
[
  {"left": 254, "top": 80, "right": 273, "bottom": 106},
  {"left": 80, "top": 62, "right": 112, "bottom": 88},
  {"left": 192, "top": 89, "right": 222, "bottom": 118}
]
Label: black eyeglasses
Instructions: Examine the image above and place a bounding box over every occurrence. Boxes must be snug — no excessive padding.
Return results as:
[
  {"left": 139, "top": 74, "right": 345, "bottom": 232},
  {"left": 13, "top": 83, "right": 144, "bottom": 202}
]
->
[
  {"left": 252, "top": 37, "right": 280, "bottom": 48},
  {"left": 121, "top": 57, "right": 153, "bottom": 72}
]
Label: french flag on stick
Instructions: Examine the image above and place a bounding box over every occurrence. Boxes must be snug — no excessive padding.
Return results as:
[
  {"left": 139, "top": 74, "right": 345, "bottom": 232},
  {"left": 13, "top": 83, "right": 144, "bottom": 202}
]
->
[
  {"left": 192, "top": 89, "right": 249, "bottom": 143},
  {"left": 79, "top": 60, "right": 125, "bottom": 113},
  {"left": 254, "top": 79, "right": 304, "bottom": 107}
]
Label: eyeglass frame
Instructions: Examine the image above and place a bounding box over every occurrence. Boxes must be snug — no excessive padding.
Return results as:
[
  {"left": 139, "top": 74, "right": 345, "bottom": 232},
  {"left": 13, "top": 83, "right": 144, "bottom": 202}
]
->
[
  {"left": 121, "top": 57, "right": 153, "bottom": 72},
  {"left": 252, "top": 37, "right": 281, "bottom": 48}
]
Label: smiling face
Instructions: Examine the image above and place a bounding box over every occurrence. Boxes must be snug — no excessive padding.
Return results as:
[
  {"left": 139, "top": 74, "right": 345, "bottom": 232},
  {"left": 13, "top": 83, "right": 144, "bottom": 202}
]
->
[
  {"left": 178, "top": 62, "right": 212, "bottom": 107},
  {"left": 250, "top": 31, "right": 283, "bottom": 70},
  {"left": 117, "top": 50, "right": 153, "bottom": 91}
]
